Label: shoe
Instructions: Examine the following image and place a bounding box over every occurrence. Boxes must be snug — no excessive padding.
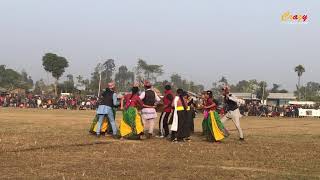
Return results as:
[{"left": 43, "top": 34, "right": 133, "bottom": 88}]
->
[
  {"left": 155, "top": 135, "right": 165, "bottom": 139},
  {"left": 239, "top": 138, "right": 245, "bottom": 141},
  {"left": 184, "top": 137, "right": 191, "bottom": 142},
  {"left": 172, "top": 138, "right": 178, "bottom": 143}
]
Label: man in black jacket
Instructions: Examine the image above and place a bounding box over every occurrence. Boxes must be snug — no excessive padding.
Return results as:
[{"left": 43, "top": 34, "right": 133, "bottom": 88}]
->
[
  {"left": 139, "top": 80, "right": 161, "bottom": 138},
  {"left": 96, "top": 82, "right": 119, "bottom": 137},
  {"left": 221, "top": 86, "right": 244, "bottom": 141}
]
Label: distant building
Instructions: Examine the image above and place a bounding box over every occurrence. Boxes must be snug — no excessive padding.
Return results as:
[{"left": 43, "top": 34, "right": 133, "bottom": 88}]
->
[
  {"left": 267, "top": 93, "right": 296, "bottom": 106},
  {"left": 231, "top": 93, "right": 260, "bottom": 104},
  {"left": 231, "top": 93, "right": 258, "bottom": 100}
]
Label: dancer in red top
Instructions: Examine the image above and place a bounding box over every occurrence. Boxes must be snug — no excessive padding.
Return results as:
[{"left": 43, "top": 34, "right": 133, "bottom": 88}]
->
[
  {"left": 158, "top": 84, "right": 174, "bottom": 138},
  {"left": 119, "top": 83, "right": 144, "bottom": 140},
  {"left": 202, "top": 90, "right": 228, "bottom": 142}
]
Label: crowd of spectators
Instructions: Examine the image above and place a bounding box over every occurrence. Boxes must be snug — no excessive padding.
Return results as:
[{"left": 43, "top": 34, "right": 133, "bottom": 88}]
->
[
  {"left": 1, "top": 93, "right": 319, "bottom": 119},
  {"left": 239, "top": 102, "right": 320, "bottom": 118},
  {"left": 0, "top": 93, "right": 98, "bottom": 110}
]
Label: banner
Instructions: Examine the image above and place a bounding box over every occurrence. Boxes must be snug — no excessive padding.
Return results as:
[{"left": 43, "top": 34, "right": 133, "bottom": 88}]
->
[{"left": 298, "top": 109, "right": 320, "bottom": 117}]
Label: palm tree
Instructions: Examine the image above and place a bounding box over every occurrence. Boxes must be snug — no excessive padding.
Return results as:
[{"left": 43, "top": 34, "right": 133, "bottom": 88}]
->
[{"left": 295, "top": 65, "right": 305, "bottom": 100}]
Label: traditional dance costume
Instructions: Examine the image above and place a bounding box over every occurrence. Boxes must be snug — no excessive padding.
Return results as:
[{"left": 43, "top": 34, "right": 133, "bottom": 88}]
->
[
  {"left": 91, "top": 87, "right": 119, "bottom": 136},
  {"left": 221, "top": 93, "right": 244, "bottom": 140},
  {"left": 158, "top": 89, "right": 174, "bottom": 137},
  {"left": 182, "top": 96, "right": 193, "bottom": 139},
  {"left": 140, "top": 88, "right": 160, "bottom": 136},
  {"left": 120, "top": 93, "right": 144, "bottom": 139},
  {"left": 89, "top": 110, "right": 115, "bottom": 135},
  {"left": 202, "top": 98, "right": 227, "bottom": 142},
  {"left": 171, "top": 96, "right": 189, "bottom": 141}
]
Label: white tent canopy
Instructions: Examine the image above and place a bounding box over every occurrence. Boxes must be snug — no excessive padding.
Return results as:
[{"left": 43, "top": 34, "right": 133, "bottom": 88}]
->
[{"left": 289, "top": 101, "right": 316, "bottom": 105}]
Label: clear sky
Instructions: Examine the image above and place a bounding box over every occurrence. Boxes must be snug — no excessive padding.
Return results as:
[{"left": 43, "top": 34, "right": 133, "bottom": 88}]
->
[{"left": 0, "top": 0, "right": 319, "bottom": 91}]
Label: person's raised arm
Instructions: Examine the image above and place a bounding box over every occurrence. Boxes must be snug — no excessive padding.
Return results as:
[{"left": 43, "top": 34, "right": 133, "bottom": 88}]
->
[
  {"left": 120, "top": 97, "right": 125, "bottom": 110},
  {"left": 113, "top": 93, "right": 119, "bottom": 106},
  {"left": 204, "top": 102, "right": 216, "bottom": 109},
  {"left": 155, "top": 92, "right": 161, "bottom": 102}
]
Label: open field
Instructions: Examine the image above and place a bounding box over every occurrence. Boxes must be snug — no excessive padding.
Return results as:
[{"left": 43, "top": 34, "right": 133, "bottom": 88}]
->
[{"left": 0, "top": 108, "right": 319, "bottom": 180}]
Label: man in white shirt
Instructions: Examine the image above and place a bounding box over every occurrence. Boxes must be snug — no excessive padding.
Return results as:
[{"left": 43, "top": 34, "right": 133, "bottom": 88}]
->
[
  {"left": 221, "top": 86, "right": 245, "bottom": 141},
  {"left": 139, "top": 80, "right": 161, "bottom": 139}
]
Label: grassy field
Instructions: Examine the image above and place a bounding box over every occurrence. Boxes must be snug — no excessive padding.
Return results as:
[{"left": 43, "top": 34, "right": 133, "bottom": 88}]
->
[{"left": 0, "top": 108, "right": 319, "bottom": 180}]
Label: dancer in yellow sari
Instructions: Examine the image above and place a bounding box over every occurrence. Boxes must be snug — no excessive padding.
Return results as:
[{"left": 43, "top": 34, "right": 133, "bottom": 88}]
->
[
  {"left": 119, "top": 85, "right": 144, "bottom": 140},
  {"left": 203, "top": 91, "right": 228, "bottom": 142}
]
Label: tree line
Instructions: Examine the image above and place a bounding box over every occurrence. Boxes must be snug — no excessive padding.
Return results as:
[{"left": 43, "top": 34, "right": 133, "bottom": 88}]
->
[
  {"left": 0, "top": 65, "right": 34, "bottom": 91},
  {"left": 0, "top": 53, "right": 318, "bottom": 101}
]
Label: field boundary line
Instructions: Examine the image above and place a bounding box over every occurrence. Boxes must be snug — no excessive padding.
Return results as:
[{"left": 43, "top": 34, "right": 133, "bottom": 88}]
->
[{"left": 1, "top": 141, "right": 113, "bottom": 153}]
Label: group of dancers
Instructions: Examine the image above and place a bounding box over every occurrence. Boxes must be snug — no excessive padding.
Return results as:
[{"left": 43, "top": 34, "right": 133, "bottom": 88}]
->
[{"left": 89, "top": 80, "right": 244, "bottom": 142}]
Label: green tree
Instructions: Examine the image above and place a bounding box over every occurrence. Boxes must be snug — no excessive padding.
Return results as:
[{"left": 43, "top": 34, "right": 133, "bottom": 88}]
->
[
  {"left": 270, "top": 84, "right": 288, "bottom": 93},
  {"left": 211, "top": 76, "right": 230, "bottom": 98},
  {"left": 219, "top": 76, "right": 228, "bottom": 86},
  {"left": 170, "top": 74, "right": 183, "bottom": 89},
  {"left": 196, "top": 84, "right": 205, "bottom": 93},
  {"left": 82, "top": 79, "right": 90, "bottom": 92},
  {"left": 256, "top": 81, "right": 268, "bottom": 100},
  {"left": 0, "top": 65, "right": 33, "bottom": 91},
  {"left": 90, "top": 63, "right": 105, "bottom": 93},
  {"left": 294, "top": 65, "right": 305, "bottom": 100},
  {"left": 90, "top": 59, "right": 116, "bottom": 94},
  {"left": 34, "top": 79, "right": 46, "bottom": 95},
  {"left": 42, "top": 53, "right": 69, "bottom": 96},
  {"left": 115, "top": 65, "right": 135, "bottom": 92},
  {"left": 63, "top": 74, "right": 75, "bottom": 93},
  {"left": 75, "top": 75, "right": 84, "bottom": 89},
  {"left": 102, "top": 59, "right": 116, "bottom": 82},
  {"left": 295, "top": 81, "right": 320, "bottom": 101},
  {"left": 270, "top": 84, "right": 280, "bottom": 93},
  {"left": 136, "top": 59, "right": 163, "bottom": 83},
  {"left": 20, "top": 70, "right": 34, "bottom": 90},
  {"left": 231, "top": 80, "right": 250, "bottom": 92}
]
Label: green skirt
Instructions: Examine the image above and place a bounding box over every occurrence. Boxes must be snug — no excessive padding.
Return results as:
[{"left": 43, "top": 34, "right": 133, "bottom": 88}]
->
[
  {"left": 203, "top": 111, "right": 227, "bottom": 142},
  {"left": 119, "top": 107, "right": 144, "bottom": 140}
]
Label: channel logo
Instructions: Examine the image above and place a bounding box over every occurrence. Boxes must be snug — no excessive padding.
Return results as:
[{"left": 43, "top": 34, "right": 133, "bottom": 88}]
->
[{"left": 281, "top": 11, "right": 308, "bottom": 24}]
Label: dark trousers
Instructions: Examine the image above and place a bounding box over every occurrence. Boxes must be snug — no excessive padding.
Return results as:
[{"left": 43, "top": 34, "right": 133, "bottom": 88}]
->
[
  {"left": 159, "top": 112, "right": 171, "bottom": 137},
  {"left": 182, "top": 110, "right": 193, "bottom": 138},
  {"left": 176, "top": 111, "right": 187, "bottom": 140}
]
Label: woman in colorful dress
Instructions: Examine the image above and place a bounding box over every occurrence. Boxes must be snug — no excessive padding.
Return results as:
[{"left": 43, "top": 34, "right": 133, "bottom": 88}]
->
[
  {"left": 119, "top": 84, "right": 145, "bottom": 140},
  {"left": 171, "top": 89, "right": 188, "bottom": 142},
  {"left": 182, "top": 91, "right": 193, "bottom": 141},
  {"left": 202, "top": 90, "right": 229, "bottom": 142},
  {"left": 201, "top": 91, "right": 208, "bottom": 136}
]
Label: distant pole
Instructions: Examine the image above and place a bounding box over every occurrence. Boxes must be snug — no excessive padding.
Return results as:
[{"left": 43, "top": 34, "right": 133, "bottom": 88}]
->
[
  {"left": 262, "top": 83, "right": 265, "bottom": 104},
  {"left": 98, "top": 72, "right": 102, "bottom": 97}
]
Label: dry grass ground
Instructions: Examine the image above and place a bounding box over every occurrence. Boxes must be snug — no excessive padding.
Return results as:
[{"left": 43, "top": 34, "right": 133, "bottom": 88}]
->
[{"left": 0, "top": 108, "right": 319, "bottom": 180}]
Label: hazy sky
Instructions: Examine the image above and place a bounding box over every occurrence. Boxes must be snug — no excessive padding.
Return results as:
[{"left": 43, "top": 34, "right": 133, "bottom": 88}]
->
[{"left": 0, "top": 0, "right": 319, "bottom": 91}]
